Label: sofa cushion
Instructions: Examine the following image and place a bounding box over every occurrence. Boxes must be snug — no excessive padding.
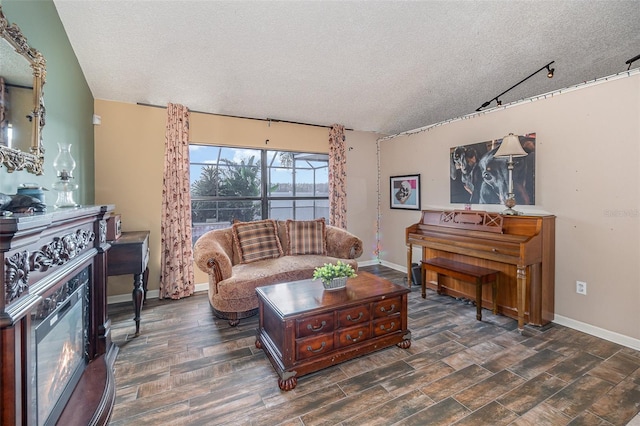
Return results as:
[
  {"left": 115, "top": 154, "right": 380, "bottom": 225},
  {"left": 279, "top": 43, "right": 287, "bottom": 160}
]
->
[
  {"left": 232, "top": 219, "right": 283, "bottom": 264},
  {"left": 216, "top": 255, "right": 358, "bottom": 300},
  {"left": 286, "top": 219, "right": 327, "bottom": 255}
]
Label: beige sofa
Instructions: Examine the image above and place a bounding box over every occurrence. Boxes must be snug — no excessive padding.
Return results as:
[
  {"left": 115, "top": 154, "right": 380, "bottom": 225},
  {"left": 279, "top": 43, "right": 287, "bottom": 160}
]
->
[{"left": 194, "top": 219, "right": 363, "bottom": 325}]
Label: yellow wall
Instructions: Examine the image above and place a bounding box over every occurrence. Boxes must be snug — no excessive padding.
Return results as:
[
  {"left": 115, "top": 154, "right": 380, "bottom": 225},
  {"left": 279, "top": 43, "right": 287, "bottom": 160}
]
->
[
  {"left": 94, "top": 100, "right": 380, "bottom": 297},
  {"left": 94, "top": 102, "right": 166, "bottom": 296},
  {"left": 379, "top": 74, "right": 640, "bottom": 344}
]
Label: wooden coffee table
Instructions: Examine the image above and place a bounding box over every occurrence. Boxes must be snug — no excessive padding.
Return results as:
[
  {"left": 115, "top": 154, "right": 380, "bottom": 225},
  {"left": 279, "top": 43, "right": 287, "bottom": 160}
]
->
[{"left": 255, "top": 271, "right": 411, "bottom": 391}]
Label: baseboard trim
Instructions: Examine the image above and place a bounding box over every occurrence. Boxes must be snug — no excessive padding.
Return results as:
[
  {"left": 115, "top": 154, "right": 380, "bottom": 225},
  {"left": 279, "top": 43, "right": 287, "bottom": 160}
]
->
[
  {"left": 357, "top": 259, "right": 379, "bottom": 267},
  {"left": 553, "top": 314, "right": 640, "bottom": 351},
  {"left": 379, "top": 260, "right": 405, "bottom": 272},
  {"left": 107, "top": 283, "right": 209, "bottom": 305}
]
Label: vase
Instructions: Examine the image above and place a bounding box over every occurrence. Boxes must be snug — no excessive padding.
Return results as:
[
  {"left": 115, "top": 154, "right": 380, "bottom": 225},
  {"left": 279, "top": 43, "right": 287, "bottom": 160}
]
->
[{"left": 323, "top": 276, "right": 348, "bottom": 291}]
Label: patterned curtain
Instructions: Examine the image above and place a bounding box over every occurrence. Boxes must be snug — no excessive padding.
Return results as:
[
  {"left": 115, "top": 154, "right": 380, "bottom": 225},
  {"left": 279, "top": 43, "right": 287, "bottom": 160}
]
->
[
  {"left": 328, "top": 124, "right": 347, "bottom": 229},
  {"left": 160, "top": 103, "right": 195, "bottom": 299}
]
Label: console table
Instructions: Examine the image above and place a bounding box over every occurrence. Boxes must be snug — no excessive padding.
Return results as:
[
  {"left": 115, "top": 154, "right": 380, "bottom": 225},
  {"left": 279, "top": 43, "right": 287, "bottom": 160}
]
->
[{"left": 107, "top": 230, "right": 150, "bottom": 336}]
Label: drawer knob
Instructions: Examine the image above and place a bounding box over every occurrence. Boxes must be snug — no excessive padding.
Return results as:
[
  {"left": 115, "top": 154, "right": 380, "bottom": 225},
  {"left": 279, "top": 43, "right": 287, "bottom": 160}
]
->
[
  {"left": 380, "top": 304, "right": 396, "bottom": 314},
  {"left": 346, "top": 331, "right": 364, "bottom": 343},
  {"left": 380, "top": 322, "right": 396, "bottom": 331},
  {"left": 306, "top": 341, "right": 326, "bottom": 353},
  {"left": 307, "top": 321, "right": 327, "bottom": 332},
  {"left": 346, "top": 312, "right": 363, "bottom": 322}
]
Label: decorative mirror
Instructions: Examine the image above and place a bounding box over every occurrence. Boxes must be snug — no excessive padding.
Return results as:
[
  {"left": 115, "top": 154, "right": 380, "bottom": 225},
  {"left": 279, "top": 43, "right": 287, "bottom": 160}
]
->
[{"left": 0, "top": 6, "right": 46, "bottom": 175}]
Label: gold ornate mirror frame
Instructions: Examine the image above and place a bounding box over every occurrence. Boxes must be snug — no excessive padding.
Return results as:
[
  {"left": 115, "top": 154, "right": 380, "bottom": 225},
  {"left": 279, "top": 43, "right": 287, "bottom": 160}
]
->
[{"left": 0, "top": 6, "right": 46, "bottom": 175}]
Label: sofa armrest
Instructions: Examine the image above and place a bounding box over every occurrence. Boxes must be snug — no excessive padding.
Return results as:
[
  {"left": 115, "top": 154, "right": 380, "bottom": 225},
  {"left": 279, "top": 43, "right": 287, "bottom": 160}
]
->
[
  {"left": 325, "top": 225, "right": 363, "bottom": 259},
  {"left": 194, "top": 231, "right": 233, "bottom": 283}
]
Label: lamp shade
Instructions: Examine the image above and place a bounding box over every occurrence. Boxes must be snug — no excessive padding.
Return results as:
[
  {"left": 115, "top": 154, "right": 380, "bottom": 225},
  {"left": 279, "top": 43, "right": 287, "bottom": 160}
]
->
[{"left": 495, "top": 133, "right": 527, "bottom": 157}]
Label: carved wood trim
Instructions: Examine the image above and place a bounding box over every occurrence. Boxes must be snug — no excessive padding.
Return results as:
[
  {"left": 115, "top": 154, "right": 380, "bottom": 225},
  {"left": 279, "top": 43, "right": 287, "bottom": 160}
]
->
[
  {"left": 4, "top": 250, "right": 29, "bottom": 303},
  {"left": 31, "top": 229, "right": 95, "bottom": 272},
  {"left": 99, "top": 220, "right": 107, "bottom": 244},
  {"left": 4, "top": 229, "right": 96, "bottom": 304},
  {"left": 438, "top": 210, "right": 503, "bottom": 233}
]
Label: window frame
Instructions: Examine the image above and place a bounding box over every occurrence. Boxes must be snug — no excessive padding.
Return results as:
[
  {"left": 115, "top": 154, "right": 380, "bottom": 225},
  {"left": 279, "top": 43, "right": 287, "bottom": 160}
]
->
[{"left": 190, "top": 144, "right": 329, "bottom": 235}]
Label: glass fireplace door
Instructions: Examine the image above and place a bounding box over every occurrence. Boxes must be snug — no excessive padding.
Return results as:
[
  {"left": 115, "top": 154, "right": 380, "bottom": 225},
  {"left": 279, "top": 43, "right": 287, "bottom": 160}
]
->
[{"left": 31, "top": 267, "right": 89, "bottom": 426}]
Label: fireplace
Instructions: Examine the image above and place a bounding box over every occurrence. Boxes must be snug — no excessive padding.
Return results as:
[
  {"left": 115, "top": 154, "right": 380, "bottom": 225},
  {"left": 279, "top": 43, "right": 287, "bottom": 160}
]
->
[
  {"left": 31, "top": 267, "right": 89, "bottom": 426},
  {"left": 1, "top": 205, "right": 116, "bottom": 425}
]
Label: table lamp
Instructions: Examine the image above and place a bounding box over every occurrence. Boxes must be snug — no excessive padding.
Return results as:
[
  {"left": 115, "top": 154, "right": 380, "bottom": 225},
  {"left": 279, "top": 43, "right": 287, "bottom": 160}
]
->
[{"left": 494, "top": 133, "right": 527, "bottom": 215}]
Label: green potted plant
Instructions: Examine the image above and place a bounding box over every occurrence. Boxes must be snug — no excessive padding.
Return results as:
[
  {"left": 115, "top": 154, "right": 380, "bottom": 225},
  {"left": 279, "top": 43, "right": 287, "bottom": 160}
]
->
[{"left": 313, "top": 261, "right": 357, "bottom": 290}]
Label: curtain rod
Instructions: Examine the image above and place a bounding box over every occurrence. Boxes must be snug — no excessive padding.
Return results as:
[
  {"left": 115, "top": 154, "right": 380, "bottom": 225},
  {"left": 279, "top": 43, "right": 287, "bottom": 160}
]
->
[{"left": 136, "top": 102, "right": 352, "bottom": 131}]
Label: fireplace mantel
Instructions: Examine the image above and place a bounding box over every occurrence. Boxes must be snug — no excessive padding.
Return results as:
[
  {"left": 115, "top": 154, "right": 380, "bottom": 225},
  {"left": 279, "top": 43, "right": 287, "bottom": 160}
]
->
[{"left": 0, "top": 205, "right": 116, "bottom": 426}]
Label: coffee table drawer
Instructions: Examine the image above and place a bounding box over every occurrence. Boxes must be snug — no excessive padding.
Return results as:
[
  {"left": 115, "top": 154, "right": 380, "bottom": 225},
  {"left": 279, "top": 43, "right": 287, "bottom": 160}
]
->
[
  {"left": 337, "top": 305, "right": 370, "bottom": 327},
  {"left": 373, "top": 297, "right": 402, "bottom": 318},
  {"left": 296, "top": 314, "right": 334, "bottom": 338},
  {"left": 373, "top": 316, "right": 401, "bottom": 337},
  {"left": 337, "top": 324, "right": 371, "bottom": 347},
  {"left": 296, "top": 334, "right": 334, "bottom": 360}
]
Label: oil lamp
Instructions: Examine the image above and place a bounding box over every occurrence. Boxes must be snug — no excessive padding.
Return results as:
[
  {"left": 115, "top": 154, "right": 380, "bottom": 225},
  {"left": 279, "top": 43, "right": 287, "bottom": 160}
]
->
[{"left": 52, "top": 142, "right": 78, "bottom": 207}]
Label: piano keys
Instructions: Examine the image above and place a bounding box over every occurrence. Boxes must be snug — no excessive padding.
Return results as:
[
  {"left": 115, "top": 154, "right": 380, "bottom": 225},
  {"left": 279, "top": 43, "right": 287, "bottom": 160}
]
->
[{"left": 406, "top": 209, "right": 555, "bottom": 330}]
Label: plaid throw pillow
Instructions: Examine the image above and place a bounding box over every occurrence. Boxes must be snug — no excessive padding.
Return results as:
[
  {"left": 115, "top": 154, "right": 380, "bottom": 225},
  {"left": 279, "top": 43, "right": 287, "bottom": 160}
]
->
[
  {"left": 287, "top": 219, "right": 327, "bottom": 255},
  {"left": 232, "top": 220, "right": 283, "bottom": 264}
]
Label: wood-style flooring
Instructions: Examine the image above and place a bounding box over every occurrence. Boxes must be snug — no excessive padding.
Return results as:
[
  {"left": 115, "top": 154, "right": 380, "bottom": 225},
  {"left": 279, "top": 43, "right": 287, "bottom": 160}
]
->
[{"left": 108, "top": 265, "right": 640, "bottom": 425}]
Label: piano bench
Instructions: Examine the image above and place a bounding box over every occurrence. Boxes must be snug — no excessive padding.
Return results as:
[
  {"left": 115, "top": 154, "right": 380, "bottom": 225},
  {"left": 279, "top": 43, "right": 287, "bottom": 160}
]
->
[{"left": 421, "top": 257, "right": 499, "bottom": 321}]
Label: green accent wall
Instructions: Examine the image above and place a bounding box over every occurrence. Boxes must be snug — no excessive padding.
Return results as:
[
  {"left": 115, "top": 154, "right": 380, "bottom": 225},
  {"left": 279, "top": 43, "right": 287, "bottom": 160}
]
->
[{"left": 1, "top": 0, "right": 94, "bottom": 205}]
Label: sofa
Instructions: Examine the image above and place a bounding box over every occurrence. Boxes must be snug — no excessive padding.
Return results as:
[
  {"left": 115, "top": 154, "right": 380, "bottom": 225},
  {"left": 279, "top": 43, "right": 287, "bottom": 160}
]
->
[{"left": 194, "top": 218, "right": 363, "bottom": 325}]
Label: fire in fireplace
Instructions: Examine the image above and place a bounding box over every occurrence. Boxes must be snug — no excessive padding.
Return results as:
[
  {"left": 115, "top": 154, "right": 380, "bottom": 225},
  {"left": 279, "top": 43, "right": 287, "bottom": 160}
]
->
[{"left": 31, "top": 267, "right": 89, "bottom": 426}]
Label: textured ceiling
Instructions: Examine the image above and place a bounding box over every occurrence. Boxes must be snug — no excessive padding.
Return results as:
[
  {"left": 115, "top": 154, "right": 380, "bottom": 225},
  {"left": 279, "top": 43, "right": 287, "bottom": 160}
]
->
[{"left": 52, "top": 0, "right": 640, "bottom": 135}]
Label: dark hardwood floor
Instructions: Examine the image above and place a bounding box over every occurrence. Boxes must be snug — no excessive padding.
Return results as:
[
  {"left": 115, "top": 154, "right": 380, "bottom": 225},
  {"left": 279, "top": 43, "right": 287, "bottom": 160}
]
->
[{"left": 107, "top": 265, "right": 640, "bottom": 425}]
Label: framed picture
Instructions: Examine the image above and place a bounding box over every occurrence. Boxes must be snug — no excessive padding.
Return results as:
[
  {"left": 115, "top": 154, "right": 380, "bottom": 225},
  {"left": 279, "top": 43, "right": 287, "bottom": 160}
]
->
[
  {"left": 390, "top": 174, "right": 421, "bottom": 210},
  {"left": 449, "top": 133, "right": 536, "bottom": 205}
]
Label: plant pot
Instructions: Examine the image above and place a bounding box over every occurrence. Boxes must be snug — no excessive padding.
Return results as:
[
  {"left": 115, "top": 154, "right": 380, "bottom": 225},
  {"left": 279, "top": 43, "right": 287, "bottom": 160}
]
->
[{"left": 323, "top": 276, "right": 348, "bottom": 291}]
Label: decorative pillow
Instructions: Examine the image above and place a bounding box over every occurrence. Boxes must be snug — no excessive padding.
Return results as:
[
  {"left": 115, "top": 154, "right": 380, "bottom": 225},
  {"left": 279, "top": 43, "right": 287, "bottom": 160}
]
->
[
  {"left": 286, "top": 219, "right": 327, "bottom": 255},
  {"left": 232, "top": 219, "right": 283, "bottom": 264}
]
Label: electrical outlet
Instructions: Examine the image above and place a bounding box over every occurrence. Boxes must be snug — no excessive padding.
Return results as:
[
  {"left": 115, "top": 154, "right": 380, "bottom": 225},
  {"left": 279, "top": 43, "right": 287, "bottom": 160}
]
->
[{"left": 576, "top": 281, "right": 587, "bottom": 295}]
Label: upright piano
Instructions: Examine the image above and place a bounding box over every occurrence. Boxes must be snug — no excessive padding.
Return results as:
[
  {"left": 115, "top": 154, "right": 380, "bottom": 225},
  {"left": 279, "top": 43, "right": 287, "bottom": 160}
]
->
[{"left": 406, "top": 209, "right": 555, "bottom": 330}]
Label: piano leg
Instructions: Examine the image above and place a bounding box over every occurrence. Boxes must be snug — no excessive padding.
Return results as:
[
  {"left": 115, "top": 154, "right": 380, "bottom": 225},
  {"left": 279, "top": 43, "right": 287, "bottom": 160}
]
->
[
  {"left": 517, "top": 265, "right": 527, "bottom": 330},
  {"left": 475, "top": 277, "right": 483, "bottom": 321},
  {"left": 421, "top": 263, "right": 427, "bottom": 299},
  {"left": 406, "top": 244, "right": 414, "bottom": 288}
]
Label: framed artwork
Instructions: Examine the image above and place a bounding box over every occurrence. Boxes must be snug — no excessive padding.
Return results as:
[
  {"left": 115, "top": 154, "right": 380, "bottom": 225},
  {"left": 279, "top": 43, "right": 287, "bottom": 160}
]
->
[
  {"left": 449, "top": 133, "right": 536, "bottom": 205},
  {"left": 390, "top": 174, "right": 421, "bottom": 210}
]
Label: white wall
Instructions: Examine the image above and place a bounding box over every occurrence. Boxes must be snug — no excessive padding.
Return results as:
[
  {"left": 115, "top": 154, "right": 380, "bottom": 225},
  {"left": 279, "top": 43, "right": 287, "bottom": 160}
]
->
[{"left": 378, "top": 73, "right": 640, "bottom": 347}]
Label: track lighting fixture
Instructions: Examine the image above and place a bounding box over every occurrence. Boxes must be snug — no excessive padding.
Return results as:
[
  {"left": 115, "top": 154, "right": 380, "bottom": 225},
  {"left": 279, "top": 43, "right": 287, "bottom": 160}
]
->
[
  {"left": 546, "top": 65, "right": 554, "bottom": 78},
  {"left": 476, "top": 61, "right": 555, "bottom": 111}
]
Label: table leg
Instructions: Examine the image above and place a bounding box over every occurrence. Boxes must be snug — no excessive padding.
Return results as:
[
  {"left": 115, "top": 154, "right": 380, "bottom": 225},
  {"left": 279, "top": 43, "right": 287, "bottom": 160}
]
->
[
  {"left": 132, "top": 272, "right": 145, "bottom": 336},
  {"left": 142, "top": 267, "right": 149, "bottom": 302}
]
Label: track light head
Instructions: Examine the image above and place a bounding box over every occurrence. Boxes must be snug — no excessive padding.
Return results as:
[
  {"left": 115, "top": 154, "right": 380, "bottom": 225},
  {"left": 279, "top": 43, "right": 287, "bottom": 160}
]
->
[{"left": 546, "top": 65, "right": 554, "bottom": 78}]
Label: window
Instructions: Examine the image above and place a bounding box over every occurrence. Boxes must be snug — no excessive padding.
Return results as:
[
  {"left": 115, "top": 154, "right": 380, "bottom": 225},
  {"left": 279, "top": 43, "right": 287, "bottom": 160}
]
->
[{"left": 190, "top": 145, "right": 329, "bottom": 243}]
